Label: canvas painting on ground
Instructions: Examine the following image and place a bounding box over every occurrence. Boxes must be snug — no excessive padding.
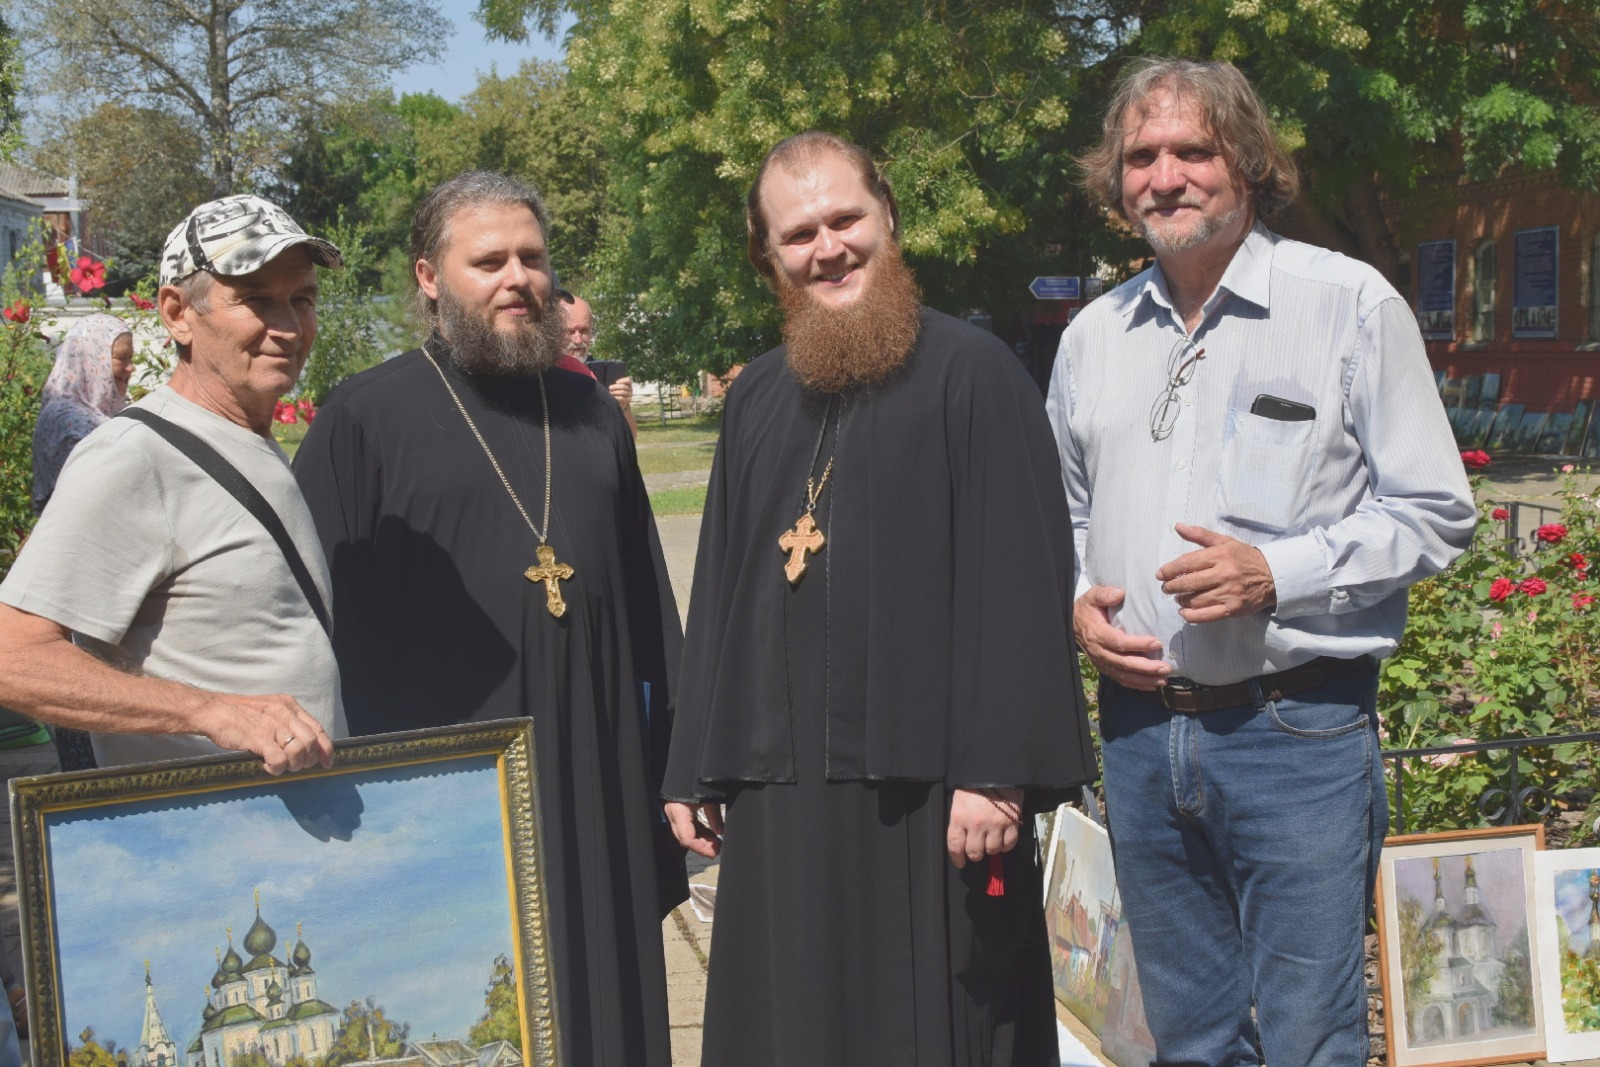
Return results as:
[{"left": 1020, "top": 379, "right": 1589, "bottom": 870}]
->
[
  {"left": 1044, "top": 806, "right": 1119, "bottom": 1036},
  {"left": 1376, "top": 825, "right": 1545, "bottom": 1067},
  {"left": 1533, "top": 846, "right": 1600, "bottom": 1062},
  {"left": 11, "top": 720, "right": 558, "bottom": 1067},
  {"left": 1041, "top": 805, "right": 1154, "bottom": 1067}
]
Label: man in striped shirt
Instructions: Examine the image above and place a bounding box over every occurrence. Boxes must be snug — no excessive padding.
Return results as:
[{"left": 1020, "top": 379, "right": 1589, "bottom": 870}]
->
[{"left": 1047, "top": 58, "right": 1475, "bottom": 1066}]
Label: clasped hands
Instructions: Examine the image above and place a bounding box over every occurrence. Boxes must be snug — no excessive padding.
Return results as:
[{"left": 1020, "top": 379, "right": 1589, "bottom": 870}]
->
[{"left": 1075, "top": 523, "right": 1275, "bottom": 691}]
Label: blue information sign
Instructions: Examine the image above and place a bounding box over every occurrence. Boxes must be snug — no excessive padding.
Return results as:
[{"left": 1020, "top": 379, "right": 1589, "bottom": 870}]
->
[
  {"left": 1512, "top": 226, "right": 1558, "bottom": 339},
  {"left": 1029, "top": 276, "right": 1080, "bottom": 300},
  {"left": 1414, "top": 240, "right": 1455, "bottom": 341}
]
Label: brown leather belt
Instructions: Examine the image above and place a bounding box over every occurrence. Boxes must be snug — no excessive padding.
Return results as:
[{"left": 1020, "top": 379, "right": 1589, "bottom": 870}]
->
[{"left": 1131, "top": 655, "right": 1375, "bottom": 714}]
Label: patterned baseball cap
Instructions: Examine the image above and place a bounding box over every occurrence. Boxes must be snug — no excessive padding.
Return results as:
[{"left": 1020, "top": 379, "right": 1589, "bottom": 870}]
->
[{"left": 160, "top": 194, "right": 343, "bottom": 287}]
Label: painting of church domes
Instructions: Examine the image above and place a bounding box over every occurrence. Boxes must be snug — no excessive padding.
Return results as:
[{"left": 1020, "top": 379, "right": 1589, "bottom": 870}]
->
[{"left": 33, "top": 756, "right": 532, "bottom": 1067}]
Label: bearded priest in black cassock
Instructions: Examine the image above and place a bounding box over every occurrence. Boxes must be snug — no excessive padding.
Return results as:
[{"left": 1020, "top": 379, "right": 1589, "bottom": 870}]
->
[
  {"left": 663, "top": 133, "right": 1097, "bottom": 1066},
  {"left": 293, "top": 172, "right": 686, "bottom": 1067}
]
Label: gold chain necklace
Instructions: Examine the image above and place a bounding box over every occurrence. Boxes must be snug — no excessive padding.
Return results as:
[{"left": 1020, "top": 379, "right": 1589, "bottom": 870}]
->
[
  {"left": 422, "top": 345, "right": 574, "bottom": 617},
  {"left": 778, "top": 398, "right": 841, "bottom": 584}
]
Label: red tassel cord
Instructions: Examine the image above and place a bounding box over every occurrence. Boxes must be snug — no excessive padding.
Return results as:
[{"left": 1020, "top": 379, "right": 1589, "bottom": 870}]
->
[{"left": 986, "top": 853, "right": 1006, "bottom": 897}]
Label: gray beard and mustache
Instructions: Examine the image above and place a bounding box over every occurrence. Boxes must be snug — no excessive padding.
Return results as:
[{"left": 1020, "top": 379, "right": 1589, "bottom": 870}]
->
[
  {"left": 1137, "top": 199, "right": 1244, "bottom": 255},
  {"left": 776, "top": 242, "right": 923, "bottom": 394},
  {"left": 437, "top": 284, "right": 567, "bottom": 377}
]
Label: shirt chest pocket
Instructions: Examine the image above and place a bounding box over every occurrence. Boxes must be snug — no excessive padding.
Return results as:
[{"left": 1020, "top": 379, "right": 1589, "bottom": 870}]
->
[{"left": 1215, "top": 408, "right": 1316, "bottom": 539}]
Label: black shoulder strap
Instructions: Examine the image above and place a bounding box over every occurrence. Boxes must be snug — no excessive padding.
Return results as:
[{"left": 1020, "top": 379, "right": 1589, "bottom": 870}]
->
[{"left": 117, "top": 407, "right": 332, "bottom": 635}]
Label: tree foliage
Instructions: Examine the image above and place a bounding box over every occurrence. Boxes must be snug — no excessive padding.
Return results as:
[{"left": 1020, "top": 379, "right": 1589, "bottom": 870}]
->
[
  {"left": 69, "top": 1028, "right": 119, "bottom": 1067},
  {"left": 1137, "top": 0, "right": 1600, "bottom": 279},
  {"left": 322, "top": 998, "right": 411, "bottom": 1067},
  {"left": 27, "top": 0, "right": 449, "bottom": 194},
  {"left": 467, "top": 954, "right": 521, "bottom": 1047},
  {"left": 564, "top": 0, "right": 1096, "bottom": 381},
  {"left": 33, "top": 104, "right": 214, "bottom": 288},
  {"left": 0, "top": 13, "right": 22, "bottom": 160}
]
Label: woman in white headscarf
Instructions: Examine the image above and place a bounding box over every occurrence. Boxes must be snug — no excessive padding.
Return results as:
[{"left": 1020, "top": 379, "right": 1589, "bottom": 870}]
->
[{"left": 31, "top": 313, "right": 134, "bottom": 514}]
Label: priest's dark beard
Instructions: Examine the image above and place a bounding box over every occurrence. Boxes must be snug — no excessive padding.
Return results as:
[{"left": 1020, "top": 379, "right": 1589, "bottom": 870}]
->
[
  {"left": 436, "top": 284, "right": 567, "bottom": 377},
  {"left": 777, "top": 244, "right": 922, "bottom": 394}
]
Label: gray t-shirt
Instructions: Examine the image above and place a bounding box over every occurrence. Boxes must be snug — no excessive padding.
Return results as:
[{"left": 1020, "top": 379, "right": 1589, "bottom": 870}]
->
[{"left": 1, "top": 385, "right": 346, "bottom": 766}]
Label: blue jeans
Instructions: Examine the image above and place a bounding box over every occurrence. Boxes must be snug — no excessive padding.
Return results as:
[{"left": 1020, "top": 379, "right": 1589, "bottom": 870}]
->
[{"left": 1098, "top": 668, "right": 1385, "bottom": 1067}]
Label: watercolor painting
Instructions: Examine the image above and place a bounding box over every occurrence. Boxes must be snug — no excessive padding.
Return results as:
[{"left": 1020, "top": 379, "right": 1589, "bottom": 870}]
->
[
  {"left": 13, "top": 722, "right": 557, "bottom": 1067},
  {"left": 1533, "top": 846, "right": 1600, "bottom": 1062},
  {"left": 1376, "top": 826, "right": 1545, "bottom": 1067}
]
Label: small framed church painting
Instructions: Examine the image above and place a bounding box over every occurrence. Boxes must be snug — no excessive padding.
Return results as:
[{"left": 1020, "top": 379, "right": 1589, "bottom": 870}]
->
[
  {"left": 1375, "top": 825, "right": 1546, "bottom": 1067},
  {"left": 1531, "top": 846, "right": 1600, "bottom": 1063},
  {"left": 10, "top": 718, "right": 558, "bottom": 1067}
]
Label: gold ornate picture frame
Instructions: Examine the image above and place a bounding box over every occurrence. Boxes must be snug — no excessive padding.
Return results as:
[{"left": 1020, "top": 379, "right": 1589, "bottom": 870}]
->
[{"left": 10, "top": 718, "right": 559, "bottom": 1067}]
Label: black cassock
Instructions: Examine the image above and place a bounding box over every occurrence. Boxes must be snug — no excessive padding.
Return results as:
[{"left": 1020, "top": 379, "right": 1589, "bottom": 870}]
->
[
  {"left": 294, "top": 344, "right": 686, "bottom": 1067},
  {"left": 665, "top": 308, "right": 1097, "bottom": 1067}
]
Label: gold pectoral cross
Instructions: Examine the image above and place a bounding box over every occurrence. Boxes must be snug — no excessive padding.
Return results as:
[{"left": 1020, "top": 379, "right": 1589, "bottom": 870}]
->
[
  {"left": 778, "top": 512, "right": 826, "bottom": 584},
  {"left": 525, "top": 543, "right": 575, "bottom": 617}
]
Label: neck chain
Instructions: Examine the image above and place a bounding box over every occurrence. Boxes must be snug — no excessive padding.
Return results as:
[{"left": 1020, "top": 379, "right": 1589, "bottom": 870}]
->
[
  {"left": 422, "top": 343, "right": 574, "bottom": 617},
  {"left": 778, "top": 396, "right": 843, "bottom": 585}
]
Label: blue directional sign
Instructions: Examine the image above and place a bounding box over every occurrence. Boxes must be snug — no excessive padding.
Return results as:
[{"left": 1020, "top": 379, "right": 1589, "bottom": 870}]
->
[{"left": 1029, "top": 276, "right": 1080, "bottom": 300}]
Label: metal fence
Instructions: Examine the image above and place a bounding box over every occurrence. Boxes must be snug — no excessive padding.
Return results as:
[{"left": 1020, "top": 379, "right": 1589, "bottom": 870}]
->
[
  {"left": 1490, "top": 499, "right": 1564, "bottom": 559},
  {"left": 1384, "top": 730, "right": 1600, "bottom": 834}
]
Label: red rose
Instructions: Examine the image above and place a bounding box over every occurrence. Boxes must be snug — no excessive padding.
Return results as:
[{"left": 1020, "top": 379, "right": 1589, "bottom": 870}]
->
[
  {"left": 2, "top": 299, "right": 29, "bottom": 324},
  {"left": 1491, "top": 507, "right": 1510, "bottom": 521},
  {"left": 129, "top": 293, "right": 156, "bottom": 311},
  {"left": 1573, "top": 593, "right": 1596, "bottom": 610},
  {"left": 1535, "top": 524, "right": 1568, "bottom": 545},
  {"left": 1489, "top": 577, "right": 1515, "bottom": 602},
  {"left": 1518, "top": 577, "right": 1548, "bottom": 596},
  {"left": 273, "top": 400, "right": 298, "bottom": 425},
  {"left": 1460, "top": 450, "right": 1492, "bottom": 469},
  {"left": 1570, "top": 553, "right": 1588, "bottom": 570},
  {"left": 296, "top": 397, "right": 316, "bottom": 424}
]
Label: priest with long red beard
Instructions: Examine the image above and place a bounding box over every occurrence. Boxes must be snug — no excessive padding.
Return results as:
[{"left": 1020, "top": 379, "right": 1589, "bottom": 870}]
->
[{"left": 663, "top": 131, "right": 1096, "bottom": 1066}]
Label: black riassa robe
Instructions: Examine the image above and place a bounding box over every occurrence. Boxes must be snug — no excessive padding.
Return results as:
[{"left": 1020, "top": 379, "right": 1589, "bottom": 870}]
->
[
  {"left": 293, "top": 345, "right": 686, "bottom": 1067},
  {"left": 664, "top": 308, "right": 1096, "bottom": 1067}
]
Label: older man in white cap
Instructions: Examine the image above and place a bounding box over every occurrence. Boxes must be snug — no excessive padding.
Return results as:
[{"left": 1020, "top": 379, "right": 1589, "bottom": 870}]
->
[{"left": 0, "top": 194, "right": 346, "bottom": 774}]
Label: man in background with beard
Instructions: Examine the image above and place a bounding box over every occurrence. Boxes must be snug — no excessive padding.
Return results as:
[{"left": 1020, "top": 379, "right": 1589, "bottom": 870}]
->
[
  {"left": 662, "top": 132, "right": 1096, "bottom": 1066},
  {"left": 293, "top": 171, "right": 686, "bottom": 1066}
]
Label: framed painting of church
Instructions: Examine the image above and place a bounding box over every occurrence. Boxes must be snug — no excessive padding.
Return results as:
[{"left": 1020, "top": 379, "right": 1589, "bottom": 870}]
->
[
  {"left": 1531, "top": 846, "right": 1600, "bottom": 1062},
  {"left": 1374, "top": 825, "right": 1546, "bottom": 1067},
  {"left": 9, "top": 718, "right": 559, "bottom": 1067}
]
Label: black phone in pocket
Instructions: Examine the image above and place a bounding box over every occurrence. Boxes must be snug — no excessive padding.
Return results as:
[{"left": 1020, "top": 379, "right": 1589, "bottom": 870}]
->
[{"left": 1250, "top": 393, "right": 1316, "bottom": 422}]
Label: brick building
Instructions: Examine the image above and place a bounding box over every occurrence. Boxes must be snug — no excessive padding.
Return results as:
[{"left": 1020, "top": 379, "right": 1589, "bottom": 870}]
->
[{"left": 1385, "top": 170, "right": 1600, "bottom": 457}]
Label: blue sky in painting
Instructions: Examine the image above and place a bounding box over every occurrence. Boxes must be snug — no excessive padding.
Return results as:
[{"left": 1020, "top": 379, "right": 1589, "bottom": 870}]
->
[
  {"left": 1552, "top": 865, "right": 1600, "bottom": 954},
  {"left": 45, "top": 759, "right": 515, "bottom": 1054}
]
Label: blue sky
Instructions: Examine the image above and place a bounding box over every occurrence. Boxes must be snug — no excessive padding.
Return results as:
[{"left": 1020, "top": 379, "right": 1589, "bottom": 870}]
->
[
  {"left": 46, "top": 758, "right": 518, "bottom": 1054},
  {"left": 1552, "top": 866, "right": 1600, "bottom": 955},
  {"left": 390, "top": 0, "right": 568, "bottom": 103}
]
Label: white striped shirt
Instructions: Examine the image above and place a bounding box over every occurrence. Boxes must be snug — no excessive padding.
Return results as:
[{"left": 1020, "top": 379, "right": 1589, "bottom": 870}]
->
[{"left": 1046, "top": 222, "right": 1477, "bottom": 685}]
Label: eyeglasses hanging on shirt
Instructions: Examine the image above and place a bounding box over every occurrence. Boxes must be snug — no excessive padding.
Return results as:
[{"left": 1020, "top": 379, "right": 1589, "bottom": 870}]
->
[{"left": 1149, "top": 337, "right": 1207, "bottom": 441}]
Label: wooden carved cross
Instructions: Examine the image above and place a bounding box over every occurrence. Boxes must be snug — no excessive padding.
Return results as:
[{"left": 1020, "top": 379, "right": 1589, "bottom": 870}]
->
[
  {"left": 525, "top": 543, "right": 575, "bottom": 617},
  {"left": 778, "top": 513, "right": 826, "bottom": 584}
]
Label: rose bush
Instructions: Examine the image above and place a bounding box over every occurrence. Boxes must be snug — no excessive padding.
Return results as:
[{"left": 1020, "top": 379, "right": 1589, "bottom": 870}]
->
[{"left": 1382, "top": 457, "right": 1600, "bottom": 832}]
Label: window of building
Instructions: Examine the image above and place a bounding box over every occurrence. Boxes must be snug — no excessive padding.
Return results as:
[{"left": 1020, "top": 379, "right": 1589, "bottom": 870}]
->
[{"left": 1474, "top": 240, "right": 1497, "bottom": 342}]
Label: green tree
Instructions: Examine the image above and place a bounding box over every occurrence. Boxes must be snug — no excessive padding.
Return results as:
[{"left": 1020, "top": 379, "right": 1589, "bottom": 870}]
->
[
  {"left": 322, "top": 997, "right": 410, "bottom": 1067},
  {"left": 1495, "top": 927, "right": 1535, "bottom": 1028},
  {"left": 32, "top": 103, "right": 214, "bottom": 288},
  {"left": 561, "top": 0, "right": 1093, "bottom": 382},
  {"left": 0, "top": 14, "right": 22, "bottom": 160},
  {"left": 1396, "top": 894, "right": 1438, "bottom": 1044},
  {"left": 0, "top": 226, "right": 58, "bottom": 582},
  {"left": 69, "top": 1028, "right": 119, "bottom": 1067},
  {"left": 467, "top": 954, "right": 521, "bottom": 1046},
  {"left": 302, "top": 220, "right": 389, "bottom": 405},
  {"left": 228, "top": 1051, "right": 272, "bottom": 1067},
  {"left": 27, "top": 0, "right": 449, "bottom": 195},
  {"left": 1136, "top": 0, "right": 1600, "bottom": 281}
]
